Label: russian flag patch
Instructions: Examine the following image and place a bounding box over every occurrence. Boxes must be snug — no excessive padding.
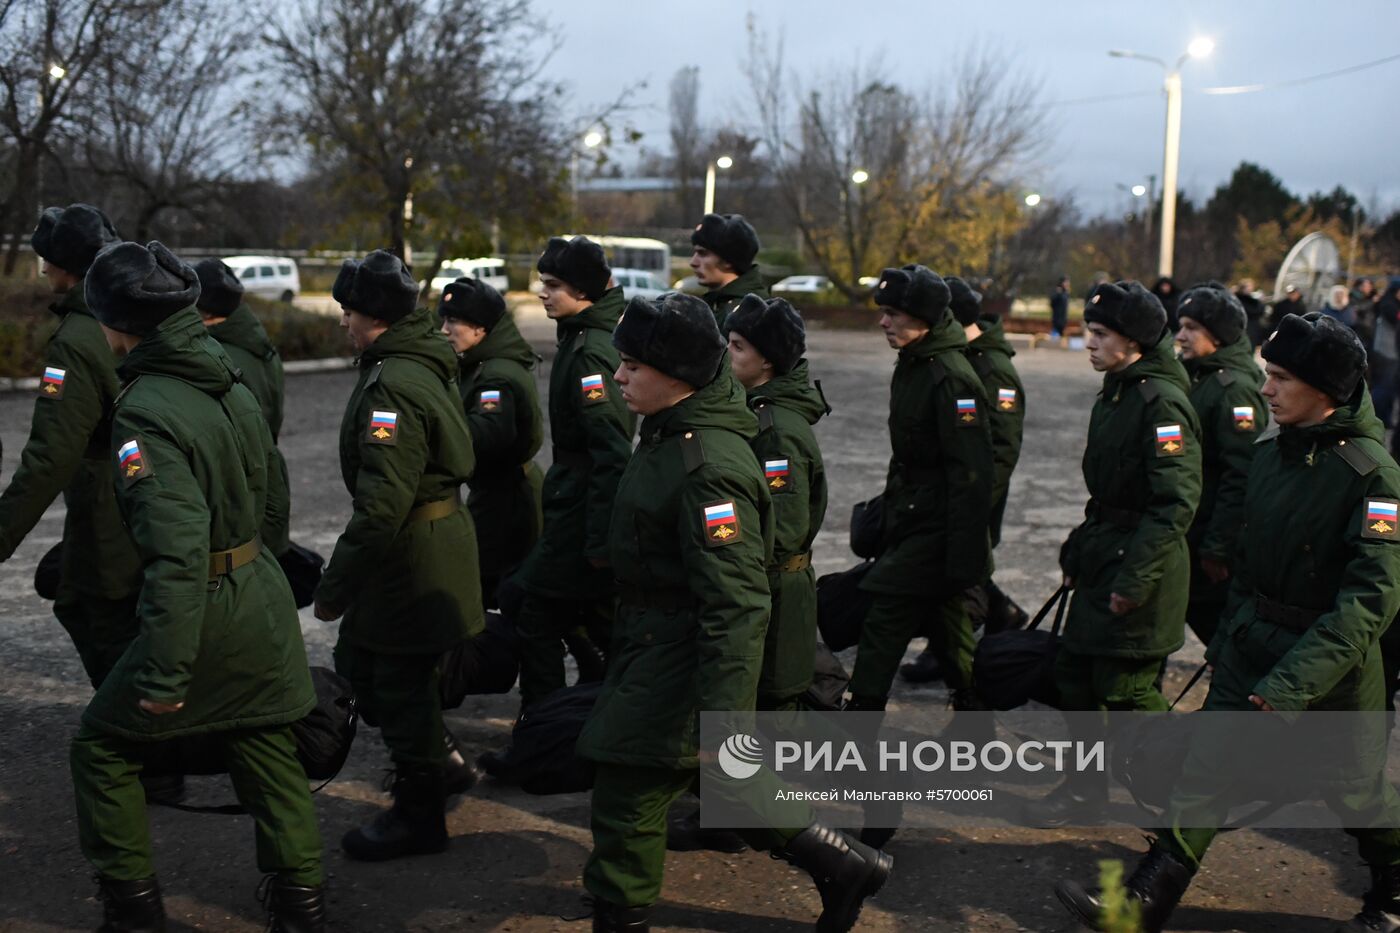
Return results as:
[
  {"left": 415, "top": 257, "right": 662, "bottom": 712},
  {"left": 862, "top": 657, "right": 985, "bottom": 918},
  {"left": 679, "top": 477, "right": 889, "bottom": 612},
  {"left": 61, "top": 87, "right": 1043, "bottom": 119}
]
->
[
  {"left": 1155, "top": 423, "right": 1184, "bottom": 457},
  {"left": 479, "top": 389, "right": 502, "bottom": 412},
  {"left": 40, "top": 365, "right": 66, "bottom": 398},
  {"left": 367, "top": 409, "right": 399, "bottom": 445},
  {"left": 1364, "top": 498, "right": 1400, "bottom": 539},
  {"left": 996, "top": 387, "right": 1018, "bottom": 412},
  {"left": 764, "top": 458, "right": 790, "bottom": 491},
  {"left": 955, "top": 398, "right": 979, "bottom": 426},
  {"left": 581, "top": 373, "right": 606, "bottom": 405},
  {"left": 117, "top": 438, "right": 151, "bottom": 484},
  {"left": 1233, "top": 406, "right": 1256, "bottom": 431},
  {"left": 702, "top": 499, "right": 742, "bottom": 547}
]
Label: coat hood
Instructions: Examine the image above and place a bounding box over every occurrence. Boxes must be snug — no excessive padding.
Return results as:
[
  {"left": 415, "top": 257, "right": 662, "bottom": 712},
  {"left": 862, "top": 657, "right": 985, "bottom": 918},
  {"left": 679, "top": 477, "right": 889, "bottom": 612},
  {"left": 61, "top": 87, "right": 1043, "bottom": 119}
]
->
[
  {"left": 644, "top": 370, "right": 758, "bottom": 442},
  {"left": 747, "top": 359, "right": 827, "bottom": 426},
  {"left": 117, "top": 306, "right": 237, "bottom": 396},
  {"left": 1276, "top": 378, "right": 1386, "bottom": 457},
  {"left": 557, "top": 286, "right": 624, "bottom": 343},
  {"left": 704, "top": 264, "right": 766, "bottom": 308},
  {"left": 1181, "top": 332, "right": 1260, "bottom": 384},
  {"left": 206, "top": 303, "right": 276, "bottom": 361},
  {"left": 970, "top": 315, "right": 1015, "bottom": 359},
  {"left": 459, "top": 312, "right": 534, "bottom": 370},
  {"left": 1104, "top": 329, "right": 1190, "bottom": 395},
  {"left": 899, "top": 313, "right": 968, "bottom": 361},
  {"left": 360, "top": 306, "right": 457, "bottom": 382}
]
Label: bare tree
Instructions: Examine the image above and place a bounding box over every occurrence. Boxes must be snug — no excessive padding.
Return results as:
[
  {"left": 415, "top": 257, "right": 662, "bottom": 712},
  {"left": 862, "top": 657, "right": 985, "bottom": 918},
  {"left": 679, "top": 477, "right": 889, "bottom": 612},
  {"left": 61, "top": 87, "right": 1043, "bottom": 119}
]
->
[{"left": 668, "top": 66, "right": 702, "bottom": 220}]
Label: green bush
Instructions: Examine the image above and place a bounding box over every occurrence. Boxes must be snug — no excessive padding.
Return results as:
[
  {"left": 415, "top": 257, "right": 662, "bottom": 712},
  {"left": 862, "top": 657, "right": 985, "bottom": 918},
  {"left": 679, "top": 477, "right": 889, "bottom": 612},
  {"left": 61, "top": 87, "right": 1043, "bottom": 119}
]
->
[{"left": 244, "top": 296, "right": 349, "bottom": 361}]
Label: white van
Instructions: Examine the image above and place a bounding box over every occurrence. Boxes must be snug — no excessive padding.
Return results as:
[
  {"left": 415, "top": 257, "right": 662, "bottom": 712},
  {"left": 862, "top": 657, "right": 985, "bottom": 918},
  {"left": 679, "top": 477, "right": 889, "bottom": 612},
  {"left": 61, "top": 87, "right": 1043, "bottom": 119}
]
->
[
  {"left": 430, "top": 257, "right": 509, "bottom": 296},
  {"left": 223, "top": 255, "right": 301, "bottom": 302}
]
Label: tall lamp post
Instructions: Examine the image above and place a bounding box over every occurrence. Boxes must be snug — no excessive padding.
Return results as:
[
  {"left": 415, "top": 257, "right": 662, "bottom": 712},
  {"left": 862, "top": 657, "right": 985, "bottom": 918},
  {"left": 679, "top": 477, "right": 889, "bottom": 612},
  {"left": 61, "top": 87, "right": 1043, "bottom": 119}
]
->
[
  {"left": 1110, "top": 37, "right": 1213, "bottom": 278},
  {"left": 703, "top": 155, "right": 733, "bottom": 215},
  {"left": 571, "top": 128, "right": 604, "bottom": 216}
]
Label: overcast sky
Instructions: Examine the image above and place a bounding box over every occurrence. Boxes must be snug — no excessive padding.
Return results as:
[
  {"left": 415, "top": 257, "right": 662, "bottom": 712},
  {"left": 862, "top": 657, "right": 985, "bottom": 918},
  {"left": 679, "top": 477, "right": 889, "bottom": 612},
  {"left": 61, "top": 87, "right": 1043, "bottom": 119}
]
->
[{"left": 545, "top": 0, "right": 1400, "bottom": 218}]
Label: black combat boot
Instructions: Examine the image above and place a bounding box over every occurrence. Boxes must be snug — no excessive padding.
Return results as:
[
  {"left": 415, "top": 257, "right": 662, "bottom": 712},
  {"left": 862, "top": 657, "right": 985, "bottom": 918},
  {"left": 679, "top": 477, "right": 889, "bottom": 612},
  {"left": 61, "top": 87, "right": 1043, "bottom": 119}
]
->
[
  {"left": 443, "top": 728, "right": 482, "bottom": 797},
  {"left": 1336, "top": 863, "right": 1400, "bottom": 931},
  {"left": 564, "top": 631, "right": 608, "bottom": 684},
  {"left": 96, "top": 876, "right": 166, "bottom": 932},
  {"left": 591, "top": 899, "right": 652, "bottom": 932},
  {"left": 1022, "top": 772, "right": 1108, "bottom": 828},
  {"left": 898, "top": 645, "right": 943, "bottom": 684},
  {"left": 1055, "top": 842, "right": 1193, "bottom": 933},
  {"left": 664, "top": 806, "right": 749, "bottom": 854},
  {"left": 260, "top": 874, "right": 327, "bottom": 933},
  {"left": 341, "top": 765, "right": 448, "bottom": 861},
  {"left": 779, "top": 823, "right": 893, "bottom": 933}
]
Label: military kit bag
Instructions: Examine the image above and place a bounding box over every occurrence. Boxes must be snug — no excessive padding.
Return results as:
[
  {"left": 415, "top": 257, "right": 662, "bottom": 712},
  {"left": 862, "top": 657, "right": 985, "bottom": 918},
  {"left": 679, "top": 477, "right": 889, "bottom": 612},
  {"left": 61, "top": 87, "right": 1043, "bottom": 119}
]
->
[
  {"left": 276, "top": 541, "right": 325, "bottom": 609},
  {"left": 33, "top": 541, "right": 63, "bottom": 600},
  {"left": 971, "top": 585, "right": 1069, "bottom": 710},
  {"left": 478, "top": 682, "right": 599, "bottom": 795},
  {"left": 849, "top": 495, "right": 886, "bottom": 560},
  {"left": 800, "top": 641, "right": 852, "bottom": 711},
  {"left": 439, "top": 611, "right": 523, "bottom": 708},
  {"left": 816, "top": 561, "right": 876, "bottom": 651}
]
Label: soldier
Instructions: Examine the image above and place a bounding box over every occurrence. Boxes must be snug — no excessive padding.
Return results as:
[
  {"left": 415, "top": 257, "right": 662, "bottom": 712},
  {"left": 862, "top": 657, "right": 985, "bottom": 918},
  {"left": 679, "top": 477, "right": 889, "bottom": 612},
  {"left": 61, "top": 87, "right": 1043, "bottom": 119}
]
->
[
  {"left": 1028, "top": 281, "right": 1201, "bottom": 827},
  {"left": 510, "top": 237, "right": 634, "bottom": 711},
  {"left": 0, "top": 204, "right": 141, "bottom": 687},
  {"left": 436, "top": 277, "right": 544, "bottom": 607},
  {"left": 313, "top": 250, "right": 484, "bottom": 861},
  {"left": 74, "top": 240, "right": 323, "bottom": 932},
  {"left": 847, "top": 266, "right": 995, "bottom": 716},
  {"left": 576, "top": 292, "right": 889, "bottom": 933},
  {"left": 192, "top": 258, "right": 291, "bottom": 557},
  {"left": 689, "top": 212, "right": 766, "bottom": 326},
  {"left": 1174, "top": 283, "right": 1267, "bottom": 647},
  {"left": 1057, "top": 313, "right": 1400, "bottom": 932}
]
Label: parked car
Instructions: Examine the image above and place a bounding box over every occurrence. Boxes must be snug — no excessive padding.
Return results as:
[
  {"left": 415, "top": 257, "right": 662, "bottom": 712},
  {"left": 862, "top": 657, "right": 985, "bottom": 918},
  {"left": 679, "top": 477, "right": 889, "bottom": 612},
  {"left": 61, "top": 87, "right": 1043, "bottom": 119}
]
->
[
  {"left": 612, "top": 268, "right": 670, "bottom": 300},
  {"left": 430, "top": 257, "right": 510, "bottom": 296},
  {"left": 771, "top": 275, "right": 831, "bottom": 294},
  {"left": 223, "top": 255, "right": 300, "bottom": 302}
]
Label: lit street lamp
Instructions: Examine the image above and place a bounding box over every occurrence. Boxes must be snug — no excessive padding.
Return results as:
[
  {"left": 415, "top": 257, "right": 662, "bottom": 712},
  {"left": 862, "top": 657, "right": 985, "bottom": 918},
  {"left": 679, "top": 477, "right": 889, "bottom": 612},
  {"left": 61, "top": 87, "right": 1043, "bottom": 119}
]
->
[
  {"left": 703, "top": 155, "right": 734, "bottom": 215},
  {"left": 1024, "top": 193, "right": 1042, "bottom": 207},
  {"left": 571, "top": 127, "right": 603, "bottom": 215},
  {"left": 48, "top": 63, "right": 65, "bottom": 80},
  {"left": 851, "top": 169, "right": 870, "bottom": 186},
  {"left": 1110, "top": 36, "right": 1214, "bottom": 278}
]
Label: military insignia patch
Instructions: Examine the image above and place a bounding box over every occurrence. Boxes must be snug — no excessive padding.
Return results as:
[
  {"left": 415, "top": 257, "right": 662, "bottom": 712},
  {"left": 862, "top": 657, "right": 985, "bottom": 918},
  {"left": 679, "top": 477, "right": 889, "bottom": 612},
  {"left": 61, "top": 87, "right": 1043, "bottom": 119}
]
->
[
  {"left": 702, "top": 499, "right": 742, "bottom": 547},
  {"left": 1155, "top": 423, "right": 1185, "bottom": 457},
  {"left": 117, "top": 438, "right": 151, "bottom": 485},
  {"left": 1363, "top": 498, "right": 1400, "bottom": 540},
  {"left": 996, "top": 387, "right": 1019, "bottom": 412},
  {"left": 479, "top": 389, "right": 501, "bottom": 412},
  {"left": 367, "top": 409, "right": 399, "bottom": 445},
  {"left": 1233, "top": 406, "right": 1256, "bottom": 431},
  {"left": 39, "top": 365, "right": 66, "bottom": 399},
  {"left": 955, "top": 397, "right": 979, "bottom": 426},
  {"left": 581, "top": 373, "right": 607, "bottom": 405},
  {"left": 764, "top": 458, "right": 790, "bottom": 491}
]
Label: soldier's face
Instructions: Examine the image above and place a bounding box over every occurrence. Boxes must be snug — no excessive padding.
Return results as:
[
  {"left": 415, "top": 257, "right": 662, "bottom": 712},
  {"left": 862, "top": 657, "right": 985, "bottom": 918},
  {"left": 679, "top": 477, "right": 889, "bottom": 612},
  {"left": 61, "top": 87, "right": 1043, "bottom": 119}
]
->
[
  {"left": 1175, "top": 317, "right": 1219, "bottom": 360},
  {"left": 690, "top": 246, "right": 735, "bottom": 288},
  {"left": 539, "top": 274, "right": 589, "bottom": 319},
  {"left": 41, "top": 260, "right": 79, "bottom": 295},
  {"left": 614, "top": 353, "right": 691, "bottom": 416},
  {"left": 727, "top": 333, "right": 772, "bottom": 389},
  {"left": 878, "top": 310, "right": 929, "bottom": 349},
  {"left": 341, "top": 308, "right": 387, "bottom": 353},
  {"left": 1085, "top": 322, "right": 1138, "bottom": 372},
  {"left": 1262, "top": 362, "right": 1335, "bottom": 426},
  {"left": 440, "top": 317, "right": 487, "bottom": 354}
]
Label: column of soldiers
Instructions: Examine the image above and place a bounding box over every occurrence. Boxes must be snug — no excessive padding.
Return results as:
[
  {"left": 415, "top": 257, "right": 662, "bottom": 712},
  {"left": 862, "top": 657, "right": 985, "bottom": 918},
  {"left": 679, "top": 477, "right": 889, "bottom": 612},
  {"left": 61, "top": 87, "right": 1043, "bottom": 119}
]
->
[{"left": 4, "top": 200, "right": 1400, "bottom": 933}]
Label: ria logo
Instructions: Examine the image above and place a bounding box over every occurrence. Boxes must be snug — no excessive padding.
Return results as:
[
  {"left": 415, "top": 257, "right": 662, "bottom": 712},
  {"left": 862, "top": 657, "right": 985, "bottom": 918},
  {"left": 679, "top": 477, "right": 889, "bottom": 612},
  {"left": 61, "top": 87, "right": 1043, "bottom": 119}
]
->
[{"left": 718, "top": 733, "right": 764, "bottom": 780}]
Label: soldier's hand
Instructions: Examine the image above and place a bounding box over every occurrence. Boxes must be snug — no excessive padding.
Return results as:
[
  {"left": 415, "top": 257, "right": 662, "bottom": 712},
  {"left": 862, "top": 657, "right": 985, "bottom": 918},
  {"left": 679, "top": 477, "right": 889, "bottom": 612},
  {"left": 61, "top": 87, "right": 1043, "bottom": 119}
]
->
[
  {"left": 1248, "top": 694, "right": 1275, "bottom": 712},
  {"left": 139, "top": 699, "right": 184, "bottom": 715},
  {"left": 1108, "top": 593, "right": 1140, "bottom": 616},
  {"left": 1200, "top": 556, "right": 1230, "bottom": 585},
  {"left": 313, "top": 601, "right": 342, "bottom": 622}
]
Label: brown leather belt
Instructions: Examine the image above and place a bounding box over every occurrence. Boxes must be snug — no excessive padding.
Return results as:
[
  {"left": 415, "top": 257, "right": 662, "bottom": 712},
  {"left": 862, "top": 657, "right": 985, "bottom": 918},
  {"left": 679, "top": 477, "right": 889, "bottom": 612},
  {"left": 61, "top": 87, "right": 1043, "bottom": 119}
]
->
[
  {"left": 552, "top": 447, "right": 592, "bottom": 470},
  {"left": 407, "top": 494, "right": 462, "bottom": 524},
  {"left": 1255, "top": 595, "right": 1325, "bottom": 633},
  {"left": 208, "top": 536, "right": 261, "bottom": 578},
  {"left": 1089, "top": 499, "right": 1144, "bottom": 530},
  {"left": 773, "top": 552, "right": 812, "bottom": 573},
  {"left": 617, "top": 584, "right": 696, "bottom": 612}
]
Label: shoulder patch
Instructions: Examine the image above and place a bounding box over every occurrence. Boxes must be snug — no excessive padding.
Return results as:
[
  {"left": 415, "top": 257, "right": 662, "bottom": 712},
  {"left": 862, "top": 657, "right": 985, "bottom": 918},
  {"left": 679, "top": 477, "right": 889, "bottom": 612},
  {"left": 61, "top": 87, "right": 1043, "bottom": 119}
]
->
[
  {"left": 680, "top": 431, "right": 706, "bottom": 473},
  {"left": 996, "top": 387, "right": 1020, "bottom": 413},
  {"left": 1155, "top": 422, "right": 1186, "bottom": 457},
  {"left": 580, "top": 373, "right": 607, "bottom": 406},
  {"left": 1335, "top": 439, "right": 1379, "bottom": 477},
  {"left": 764, "top": 457, "right": 791, "bottom": 492},
  {"left": 701, "top": 499, "right": 742, "bottom": 547},
  {"left": 478, "top": 388, "right": 502, "bottom": 412},
  {"left": 364, "top": 360, "right": 385, "bottom": 390},
  {"left": 1363, "top": 498, "right": 1400, "bottom": 540},
  {"left": 367, "top": 409, "right": 399, "bottom": 445},
  {"left": 117, "top": 438, "right": 153, "bottom": 486},
  {"left": 1215, "top": 369, "right": 1236, "bottom": 387},
  {"left": 756, "top": 403, "right": 775, "bottom": 431},
  {"left": 1231, "top": 405, "right": 1257, "bottom": 432},
  {"left": 39, "top": 365, "right": 66, "bottom": 399},
  {"left": 954, "top": 397, "right": 980, "bottom": 427},
  {"left": 1137, "top": 379, "right": 1161, "bottom": 403}
]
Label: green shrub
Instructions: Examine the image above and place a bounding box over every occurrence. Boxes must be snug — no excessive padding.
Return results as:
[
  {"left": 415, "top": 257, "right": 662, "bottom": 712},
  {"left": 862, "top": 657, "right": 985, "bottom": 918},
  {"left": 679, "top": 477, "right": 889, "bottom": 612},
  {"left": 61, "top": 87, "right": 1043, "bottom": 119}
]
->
[{"left": 245, "top": 296, "right": 349, "bottom": 361}]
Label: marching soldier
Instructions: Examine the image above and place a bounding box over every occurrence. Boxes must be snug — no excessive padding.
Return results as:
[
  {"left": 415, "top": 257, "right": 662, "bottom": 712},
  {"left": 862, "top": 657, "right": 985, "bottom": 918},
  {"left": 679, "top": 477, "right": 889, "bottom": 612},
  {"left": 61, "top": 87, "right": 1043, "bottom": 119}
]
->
[
  {"left": 510, "top": 237, "right": 634, "bottom": 710},
  {"left": 0, "top": 204, "right": 140, "bottom": 686},
  {"left": 1174, "top": 283, "right": 1267, "bottom": 647},
  {"left": 74, "top": 240, "right": 324, "bottom": 932},
  {"left": 437, "top": 277, "right": 544, "bottom": 606},
  {"left": 577, "top": 292, "right": 889, "bottom": 933},
  {"left": 313, "top": 250, "right": 484, "bottom": 860},
  {"left": 847, "top": 266, "right": 995, "bottom": 715},
  {"left": 689, "top": 213, "right": 766, "bottom": 326},
  {"left": 1028, "top": 281, "right": 1201, "bottom": 827},
  {"left": 1057, "top": 313, "right": 1400, "bottom": 932}
]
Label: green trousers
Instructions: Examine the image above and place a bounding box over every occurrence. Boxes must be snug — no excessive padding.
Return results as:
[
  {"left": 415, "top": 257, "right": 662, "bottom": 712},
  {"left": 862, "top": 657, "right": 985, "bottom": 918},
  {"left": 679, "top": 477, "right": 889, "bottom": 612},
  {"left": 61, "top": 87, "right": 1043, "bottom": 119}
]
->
[
  {"left": 54, "top": 590, "right": 139, "bottom": 689},
  {"left": 334, "top": 643, "right": 444, "bottom": 766},
  {"left": 515, "top": 593, "right": 613, "bottom": 708},
  {"left": 759, "top": 568, "right": 817, "bottom": 712},
  {"left": 71, "top": 723, "right": 322, "bottom": 885},
  {"left": 585, "top": 763, "right": 808, "bottom": 908},
  {"left": 850, "top": 594, "right": 974, "bottom": 701},
  {"left": 1054, "top": 648, "right": 1170, "bottom": 712}
]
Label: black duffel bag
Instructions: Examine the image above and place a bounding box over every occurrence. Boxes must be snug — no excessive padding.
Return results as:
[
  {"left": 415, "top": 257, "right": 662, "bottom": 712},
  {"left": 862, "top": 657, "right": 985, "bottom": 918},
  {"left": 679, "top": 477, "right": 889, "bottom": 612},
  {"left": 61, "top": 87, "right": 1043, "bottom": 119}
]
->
[
  {"left": 439, "top": 611, "right": 522, "bottom": 708},
  {"left": 816, "top": 561, "right": 875, "bottom": 651},
  {"left": 800, "top": 641, "right": 852, "bottom": 711},
  {"left": 972, "top": 585, "right": 1069, "bottom": 710},
  {"left": 849, "top": 495, "right": 885, "bottom": 560},
  {"left": 33, "top": 541, "right": 63, "bottom": 601},
  {"left": 277, "top": 542, "right": 325, "bottom": 609},
  {"left": 479, "top": 682, "right": 599, "bottom": 795}
]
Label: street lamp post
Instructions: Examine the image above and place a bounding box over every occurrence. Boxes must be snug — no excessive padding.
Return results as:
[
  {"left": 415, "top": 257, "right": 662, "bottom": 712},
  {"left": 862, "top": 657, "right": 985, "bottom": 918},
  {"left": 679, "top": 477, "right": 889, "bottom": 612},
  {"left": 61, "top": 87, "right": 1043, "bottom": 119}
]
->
[
  {"left": 703, "top": 155, "right": 733, "bottom": 215},
  {"left": 1110, "top": 37, "right": 1213, "bottom": 278},
  {"left": 571, "top": 128, "right": 604, "bottom": 216}
]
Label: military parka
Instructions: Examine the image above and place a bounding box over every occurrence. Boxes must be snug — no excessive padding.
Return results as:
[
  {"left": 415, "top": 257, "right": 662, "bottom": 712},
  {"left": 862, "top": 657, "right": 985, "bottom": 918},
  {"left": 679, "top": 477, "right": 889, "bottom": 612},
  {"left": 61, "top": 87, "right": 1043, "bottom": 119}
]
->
[
  {"left": 702, "top": 266, "right": 768, "bottom": 328},
  {"left": 966, "top": 315, "right": 1026, "bottom": 546}
]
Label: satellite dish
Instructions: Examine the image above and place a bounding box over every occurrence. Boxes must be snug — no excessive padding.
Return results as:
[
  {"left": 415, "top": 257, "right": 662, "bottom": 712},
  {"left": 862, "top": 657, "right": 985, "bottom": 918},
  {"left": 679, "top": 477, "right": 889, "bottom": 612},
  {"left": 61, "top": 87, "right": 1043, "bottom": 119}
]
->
[{"left": 1273, "top": 232, "right": 1340, "bottom": 309}]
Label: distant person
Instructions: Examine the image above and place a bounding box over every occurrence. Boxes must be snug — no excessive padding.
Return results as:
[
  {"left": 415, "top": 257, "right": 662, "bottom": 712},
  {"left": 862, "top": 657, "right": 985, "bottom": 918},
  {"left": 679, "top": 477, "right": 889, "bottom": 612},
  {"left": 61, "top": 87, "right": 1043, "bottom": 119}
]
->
[
  {"left": 1235, "top": 278, "right": 1268, "bottom": 348},
  {"left": 1353, "top": 276, "right": 1378, "bottom": 347},
  {"left": 1375, "top": 279, "right": 1400, "bottom": 438},
  {"left": 1270, "top": 284, "right": 1307, "bottom": 334},
  {"left": 1151, "top": 276, "right": 1180, "bottom": 332},
  {"left": 1320, "top": 284, "right": 1356, "bottom": 329},
  {"left": 1050, "top": 275, "right": 1070, "bottom": 338}
]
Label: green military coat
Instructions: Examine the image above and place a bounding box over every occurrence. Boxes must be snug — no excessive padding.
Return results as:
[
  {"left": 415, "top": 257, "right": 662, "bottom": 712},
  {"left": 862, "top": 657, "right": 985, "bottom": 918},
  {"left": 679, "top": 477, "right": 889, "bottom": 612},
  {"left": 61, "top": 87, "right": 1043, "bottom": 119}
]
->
[
  {"left": 0, "top": 287, "right": 140, "bottom": 601},
  {"left": 1181, "top": 334, "right": 1266, "bottom": 599},
  {"left": 702, "top": 266, "right": 767, "bottom": 328},
  {"left": 455, "top": 313, "right": 544, "bottom": 579},
  {"left": 577, "top": 372, "right": 773, "bottom": 768},
  {"left": 967, "top": 315, "right": 1026, "bottom": 546},
  {"left": 515, "top": 287, "right": 635, "bottom": 598},
  {"left": 315, "top": 308, "right": 483, "bottom": 654},
  {"left": 84, "top": 309, "right": 312, "bottom": 740},
  {"left": 206, "top": 302, "right": 290, "bottom": 555},
  {"left": 1060, "top": 332, "right": 1202, "bottom": 659},
  {"left": 862, "top": 315, "right": 995, "bottom": 598},
  {"left": 748, "top": 360, "right": 828, "bottom": 699}
]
